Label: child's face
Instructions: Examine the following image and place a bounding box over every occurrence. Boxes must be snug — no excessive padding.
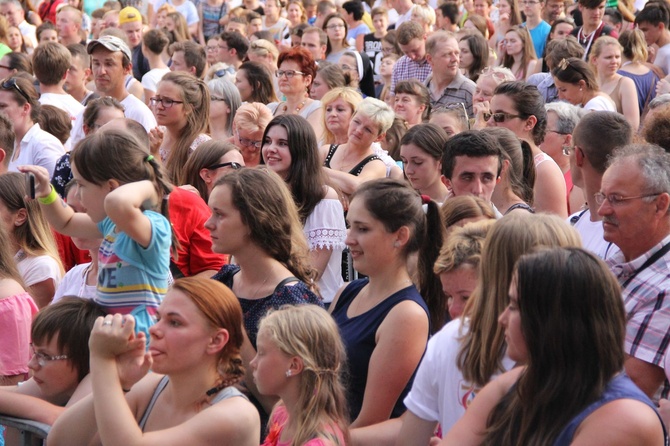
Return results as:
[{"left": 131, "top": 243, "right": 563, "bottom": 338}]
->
[
  {"left": 39, "top": 29, "right": 58, "bottom": 43},
  {"left": 71, "top": 163, "right": 112, "bottom": 223},
  {"left": 380, "top": 57, "right": 395, "bottom": 77},
  {"left": 372, "top": 14, "right": 388, "bottom": 33},
  {"left": 28, "top": 334, "right": 80, "bottom": 401},
  {"left": 250, "top": 329, "right": 294, "bottom": 397}
]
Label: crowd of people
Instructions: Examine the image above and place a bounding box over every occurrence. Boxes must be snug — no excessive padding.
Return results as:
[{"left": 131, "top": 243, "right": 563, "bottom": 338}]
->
[{"left": 1, "top": 0, "right": 670, "bottom": 444}]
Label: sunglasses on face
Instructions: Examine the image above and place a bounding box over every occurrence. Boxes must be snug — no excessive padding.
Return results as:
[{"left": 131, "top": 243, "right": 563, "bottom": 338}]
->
[{"left": 483, "top": 111, "right": 523, "bottom": 123}]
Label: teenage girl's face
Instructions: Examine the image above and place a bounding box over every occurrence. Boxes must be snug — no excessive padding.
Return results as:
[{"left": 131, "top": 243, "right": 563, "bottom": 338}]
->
[
  {"left": 441, "top": 264, "right": 478, "bottom": 320},
  {"left": 400, "top": 142, "right": 442, "bottom": 194},
  {"left": 205, "top": 151, "right": 246, "bottom": 193},
  {"left": 148, "top": 289, "right": 223, "bottom": 375},
  {"left": 205, "top": 184, "right": 249, "bottom": 255},
  {"left": 429, "top": 113, "right": 466, "bottom": 138},
  {"left": 325, "top": 98, "right": 354, "bottom": 138},
  {"left": 152, "top": 81, "right": 188, "bottom": 129},
  {"left": 593, "top": 44, "right": 621, "bottom": 76},
  {"left": 310, "top": 72, "right": 329, "bottom": 100},
  {"left": 85, "top": 106, "right": 125, "bottom": 135},
  {"left": 165, "top": 17, "right": 176, "bottom": 32},
  {"left": 394, "top": 93, "right": 425, "bottom": 126},
  {"left": 0, "top": 55, "right": 14, "bottom": 81},
  {"left": 206, "top": 38, "right": 220, "bottom": 65},
  {"left": 504, "top": 31, "right": 523, "bottom": 56},
  {"left": 250, "top": 328, "right": 294, "bottom": 397},
  {"left": 551, "top": 22, "right": 574, "bottom": 40},
  {"left": 234, "top": 69, "right": 253, "bottom": 102},
  {"left": 379, "top": 57, "right": 395, "bottom": 77},
  {"left": 498, "top": 0, "right": 512, "bottom": 16},
  {"left": 28, "top": 335, "right": 80, "bottom": 401},
  {"left": 325, "top": 18, "right": 346, "bottom": 43},
  {"left": 71, "top": 163, "right": 111, "bottom": 223},
  {"left": 554, "top": 77, "right": 584, "bottom": 105},
  {"left": 345, "top": 196, "right": 402, "bottom": 277},
  {"left": 458, "top": 40, "right": 474, "bottom": 70},
  {"left": 499, "top": 274, "right": 528, "bottom": 363},
  {"left": 262, "top": 124, "right": 292, "bottom": 180},
  {"left": 156, "top": 10, "right": 168, "bottom": 28}
]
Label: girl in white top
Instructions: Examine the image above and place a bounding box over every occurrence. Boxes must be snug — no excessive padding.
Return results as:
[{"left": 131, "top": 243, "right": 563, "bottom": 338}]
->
[{"left": 552, "top": 56, "right": 617, "bottom": 112}]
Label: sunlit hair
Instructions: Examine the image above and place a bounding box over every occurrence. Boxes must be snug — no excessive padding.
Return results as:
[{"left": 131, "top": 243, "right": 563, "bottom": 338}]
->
[
  {"left": 439, "top": 195, "right": 496, "bottom": 233},
  {"left": 589, "top": 36, "right": 621, "bottom": 74},
  {"left": 320, "top": 87, "right": 362, "bottom": 144},
  {"left": 238, "top": 61, "right": 278, "bottom": 103},
  {"left": 233, "top": 102, "right": 273, "bottom": 134},
  {"left": 433, "top": 219, "right": 495, "bottom": 275},
  {"left": 351, "top": 178, "right": 445, "bottom": 332},
  {"left": 166, "top": 11, "right": 189, "bottom": 42},
  {"left": 32, "top": 297, "right": 106, "bottom": 381},
  {"left": 157, "top": 72, "right": 211, "bottom": 185},
  {"left": 353, "top": 96, "right": 395, "bottom": 135},
  {"left": 484, "top": 248, "right": 625, "bottom": 445},
  {"left": 170, "top": 277, "right": 245, "bottom": 389},
  {"left": 0, "top": 173, "right": 63, "bottom": 269},
  {"left": 207, "top": 76, "right": 240, "bottom": 138},
  {"left": 501, "top": 26, "right": 537, "bottom": 79},
  {"left": 182, "top": 140, "right": 241, "bottom": 202},
  {"left": 259, "top": 305, "right": 349, "bottom": 446},
  {"left": 248, "top": 39, "right": 279, "bottom": 64},
  {"left": 458, "top": 214, "right": 581, "bottom": 388},
  {"left": 261, "top": 115, "right": 326, "bottom": 223},
  {"left": 213, "top": 168, "right": 319, "bottom": 291},
  {"left": 618, "top": 28, "right": 648, "bottom": 64}
]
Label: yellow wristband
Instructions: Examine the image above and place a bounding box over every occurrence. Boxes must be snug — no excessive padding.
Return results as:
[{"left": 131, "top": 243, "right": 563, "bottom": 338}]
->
[{"left": 38, "top": 185, "right": 58, "bottom": 205}]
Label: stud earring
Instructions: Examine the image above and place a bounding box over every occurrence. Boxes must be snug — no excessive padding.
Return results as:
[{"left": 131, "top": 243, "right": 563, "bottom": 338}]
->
[
  {"left": 286, "top": 369, "right": 292, "bottom": 377},
  {"left": 394, "top": 241, "right": 400, "bottom": 248}
]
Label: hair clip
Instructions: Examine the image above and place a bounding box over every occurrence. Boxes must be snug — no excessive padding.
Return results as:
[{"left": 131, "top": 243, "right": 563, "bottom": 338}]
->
[
  {"left": 557, "top": 58, "right": 570, "bottom": 70},
  {"left": 145, "top": 155, "right": 154, "bottom": 162},
  {"left": 420, "top": 194, "right": 431, "bottom": 205}
]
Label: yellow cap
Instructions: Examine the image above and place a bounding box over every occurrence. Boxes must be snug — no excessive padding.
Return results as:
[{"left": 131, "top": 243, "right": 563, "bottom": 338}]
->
[{"left": 119, "top": 6, "right": 142, "bottom": 25}]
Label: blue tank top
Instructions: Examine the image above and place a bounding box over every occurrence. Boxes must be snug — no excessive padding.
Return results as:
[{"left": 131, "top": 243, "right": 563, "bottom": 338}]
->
[
  {"left": 331, "top": 279, "right": 429, "bottom": 420},
  {"left": 553, "top": 373, "right": 668, "bottom": 445}
]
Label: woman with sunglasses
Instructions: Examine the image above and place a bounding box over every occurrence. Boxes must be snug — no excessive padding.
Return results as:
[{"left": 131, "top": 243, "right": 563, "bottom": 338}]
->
[
  {"left": 150, "top": 72, "right": 211, "bottom": 186},
  {"left": 268, "top": 46, "right": 323, "bottom": 139},
  {"left": 323, "top": 13, "right": 350, "bottom": 63},
  {"left": 208, "top": 76, "right": 241, "bottom": 140},
  {"left": 551, "top": 57, "right": 616, "bottom": 112},
  {"left": 399, "top": 123, "right": 450, "bottom": 204},
  {"left": 182, "top": 140, "right": 245, "bottom": 203},
  {"left": 261, "top": 115, "right": 346, "bottom": 304},
  {"left": 487, "top": 80, "right": 568, "bottom": 218}
]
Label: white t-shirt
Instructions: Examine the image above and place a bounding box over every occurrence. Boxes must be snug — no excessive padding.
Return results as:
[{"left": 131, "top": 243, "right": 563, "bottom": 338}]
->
[
  {"left": 39, "top": 92, "right": 85, "bottom": 120},
  {"left": 121, "top": 93, "right": 158, "bottom": 132},
  {"left": 52, "top": 262, "right": 96, "bottom": 303},
  {"left": 583, "top": 95, "right": 617, "bottom": 112},
  {"left": 8, "top": 123, "right": 65, "bottom": 178},
  {"left": 654, "top": 43, "right": 670, "bottom": 76},
  {"left": 141, "top": 68, "right": 171, "bottom": 93},
  {"left": 569, "top": 208, "right": 618, "bottom": 260},
  {"left": 404, "top": 318, "right": 515, "bottom": 433},
  {"left": 15, "top": 252, "right": 62, "bottom": 288}
]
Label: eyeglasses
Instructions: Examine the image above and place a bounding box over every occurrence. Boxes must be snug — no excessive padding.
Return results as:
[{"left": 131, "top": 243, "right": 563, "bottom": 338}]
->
[
  {"left": 436, "top": 102, "right": 471, "bottom": 130},
  {"left": 210, "top": 96, "right": 227, "bottom": 102},
  {"left": 479, "top": 66, "right": 512, "bottom": 83},
  {"left": 30, "top": 343, "right": 68, "bottom": 367},
  {"left": 326, "top": 24, "right": 345, "bottom": 30},
  {"left": 484, "top": 111, "right": 523, "bottom": 123},
  {"left": 149, "top": 97, "right": 184, "bottom": 108},
  {"left": 218, "top": 45, "right": 230, "bottom": 51},
  {"left": 237, "top": 131, "right": 262, "bottom": 148},
  {"left": 1, "top": 77, "right": 30, "bottom": 103},
  {"left": 276, "top": 69, "right": 305, "bottom": 78},
  {"left": 208, "top": 161, "right": 242, "bottom": 170},
  {"left": 593, "top": 192, "right": 661, "bottom": 206},
  {"left": 206, "top": 46, "right": 218, "bottom": 52}
]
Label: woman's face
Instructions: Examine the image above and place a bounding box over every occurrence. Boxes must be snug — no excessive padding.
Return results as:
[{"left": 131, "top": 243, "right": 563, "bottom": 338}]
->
[
  {"left": 554, "top": 77, "right": 584, "bottom": 105},
  {"left": 429, "top": 112, "right": 466, "bottom": 138},
  {"left": 28, "top": 334, "right": 80, "bottom": 401},
  {"left": 148, "top": 289, "right": 222, "bottom": 375},
  {"left": 234, "top": 69, "right": 253, "bottom": 102},
  {"left": 165, "top": 17, "right": 176, "bottom": 32},
  {"left": 400, "top": 142, "right": 442, "bottom": 193},
  {"left": 287, "top": 3, "right": 302, "bottom": 24},
  {"left": 7, "top": 27, "right": 22, "bottom": 51},
  {"left": 347, "top": 112, "right": 382, "bottom": 149},
  {"left": 473, "top": 75, "right": 498, "bottom": 103},
  {"left": 440, "top": 264, "right": 478, "bottom": 320},
  {"left": 152, "top": 81, "right": 188, "bottom": 128},
  {"left": 498, "top": 0, "right": 512, "bottom": 16},
  {"left": 325, "top": 97, "right": 354, "bottom": 138},
  {"left": 310, "top": 72, "right": 329, "bottom": 99},
  {"left": 262, "top": 124, "right": 292, "bottom": 180},
  {"left": 458, "top": 40, "right": 474, "bottom": 70},
  {"left": 504, "top": 31, "right": 523, "bottom": 56},
  {"left": 234, "top": 125, "right": 264, "bottom": 166},
  {"left": 551, "top": 22, "right": 574, "bottom": 40},
  {"left": 156, "top": 10, "right": 168, "bottom": 28},
  {"left": 205, "top": 184, "right": 249, "bottom": 255},
  {"left": 277, "top": 59, "right": 310, "bottom": 97},
  {"left": 394, "top": 93, "right": 425, "bottom": 125},
  {"left": 325, "top": 18, "right": 346, "bottom": 44},
  {"left": 487, "top": 93, "right": 529, "bottom": 138},
  {"left": 205, "top": 151, "right": 246, "bottom": 193},
  {"left": 338, "top": 54, "right": 359, "bottom": 81},
  {"left": 206, "top": 38, "right": 220, "bottom": 65},
  {"left": 540, "top": 111, "right": 568, "bottom": 160},
  {"left": 498, "top": 274, "right": 528, "bottom": 363},
  {"left": 593, "top": 44, "right": 621, "bottom": 76}
]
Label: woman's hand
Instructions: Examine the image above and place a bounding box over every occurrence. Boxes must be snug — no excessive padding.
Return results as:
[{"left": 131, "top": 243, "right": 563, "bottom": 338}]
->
[
  {"left": 116, "top": 331, "right": 152, "bottom": 391},
  {"left": 89, "top": 314, "right": 145, "bottom": 360},
  {"left": 472, "top": 101, "right": 491, "bottom": 129},
  {"left": 17, "top": 165, "right": 53, "bottom": 199},
  {"left": 149, "top": 127, "right": 164, "bottom": 156},
  {"left": 656, "top": 77, "right": 670, "bottom": 96}
]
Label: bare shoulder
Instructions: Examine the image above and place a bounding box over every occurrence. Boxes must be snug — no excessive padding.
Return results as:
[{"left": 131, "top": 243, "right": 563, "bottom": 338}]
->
[{"left": 324, "top": 186, "right": 339, "bottom": 200}]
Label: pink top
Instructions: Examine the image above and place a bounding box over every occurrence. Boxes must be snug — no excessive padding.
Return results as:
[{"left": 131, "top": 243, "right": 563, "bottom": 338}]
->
[
  {"left": 0, "top": 292, "right": 38, "bottom": 376},
  {"left": 262, "top": 406, "right": 346, "bottom": 446}
]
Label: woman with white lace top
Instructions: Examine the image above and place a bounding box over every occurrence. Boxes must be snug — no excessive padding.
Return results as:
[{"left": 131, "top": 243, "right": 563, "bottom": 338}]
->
[{"left": 262, "top": 114, "right": 346, "bottom": 304}]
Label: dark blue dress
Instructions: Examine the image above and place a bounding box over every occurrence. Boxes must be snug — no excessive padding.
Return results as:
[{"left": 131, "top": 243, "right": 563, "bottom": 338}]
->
[{"left": 331, "top": 279, "right": 429, "bottom": 421}]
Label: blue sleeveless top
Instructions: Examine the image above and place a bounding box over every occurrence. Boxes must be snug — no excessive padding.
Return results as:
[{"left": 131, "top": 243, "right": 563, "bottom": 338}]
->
[
  {"left": 553, "top": 373, "right": 668, "bottom": 445},
  {"left": 331, "top": 279, "right": 429, "bottom": 420}
]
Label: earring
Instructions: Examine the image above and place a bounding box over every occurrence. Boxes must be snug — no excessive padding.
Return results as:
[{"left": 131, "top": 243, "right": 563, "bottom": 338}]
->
[
  {"left": 394, "top": 241, "right": 400, "bottom": 248},
  {"left": 286, "top": 369, "right": 292, "bottom": 377}
]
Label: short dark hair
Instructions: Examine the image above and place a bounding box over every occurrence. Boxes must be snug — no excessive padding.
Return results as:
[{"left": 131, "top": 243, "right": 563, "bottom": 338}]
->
[
  {"left": 494, "top": 81, "right": 548, "bottom": 146},
  {"left": 604, "top": 8, "right": 622, "bottom": 25},
  {"left": 35, "top": 21, "right": 56, "bottom": 41},
  {"left": 67, "top": 43, "right": 90, "bottom": 68},
  {"left": 32, "top": 41, "right": 71, "bottom": 86},
  {"left": 635, "top": 1, "right": 670, "bottom": 28},
  {"left": 38, "top": 105, "right": 72, "bottom": 144},
  {"left": 438, "top": 2, "right": 459, "bottom": 24},
  {"left": 0, "top": 113, "right": 15, "bottom": 166},
  {"left": 342, "top": 0, "right": 364, "bottom": 20},
  {"left": 169, "top": 40, "right": 207, "bottom": 78},
  {"left": 573, "top": 111, "right": 633, "bottom": 173},
  {"left": 220, "top": 30, "right": 250, "bottom": 60},
  {"left": 143, "top": 28, "right": 169, "bottom": 55},
  {"left": 578, "top": 0, "right": 606, "bottom": 9},
  {"left": 32, "top": 297, "right": 106, "bottom": 382},
  {"left": 441, "top": 130, "right": 504, "bottom": 179}
]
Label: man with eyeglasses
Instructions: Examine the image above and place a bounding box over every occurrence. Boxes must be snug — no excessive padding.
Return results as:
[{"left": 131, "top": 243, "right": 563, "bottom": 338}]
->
[
  {"left": 216, "top": 30, "right": 250, "bottom": 75},
  {"left": 542, "top": 0, "right": 565, "bottom": 24},
  {"left": 568, "top": 111, "right": 631, "bottom": 260},
  {"left": 521, "top": 0, "right": 551, "bottom": 61},
  {"left": 598, "top": 144, "right": 670, "bottom": 403}
]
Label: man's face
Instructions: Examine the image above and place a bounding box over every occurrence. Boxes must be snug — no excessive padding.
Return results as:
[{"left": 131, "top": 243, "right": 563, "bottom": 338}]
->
[
  {"left": 64, "top": 55, "right": 90, "bottom": 92},
  {"left": 91, "top": 48, "right": 128, "bottom": 95},
  {"left": 598, "top": 158, "right": 664, "bottom": 259},
  {"left": 300, "top": 31, "right": 325, "bottom": 60},
  {"left": 218, "top": 40, "right": 235, "bottom": 64},
  {"left": 0, "top": 3, "right": 23, "bottom": 27},
  {"left": 227, "top": 21, "right": 247, "bottom": 36},
  {"left": 427, "top": 38, "right": 460, "bottom": 79},
  {"left": 169, "top": 50, "right": 192, "bottom": 74},
  {"left": 473, "top": 0, "right": 490, "bottom": 17},
  {"left": 544, "top": 0, "right": 564, "bottom": 22},
  {"left": 248, "top": 18, "right": 262, "bottom": 34},
  {"left": 56, "top": 10, "right": 77, "bottom": 38},
  {"left": 637, "top": 21, "right": 663, "bottom": 46},
  {"left": 579, "top": 2, "right": 606, "bottom": 28},
  {"left": 372, "top": 13, "right": 388, "bottom": 33},
  {"left": 398, "top": 37, "right": 426, "bottom": 62},
  {"left": 121, "top": 20, "right": 142, "bottom": 48},
  {"left": 444, "top": 155, "right": 500, "bottom": 201},
  {"left": 522, "top": 0, "right": 542, "bottom": 20}
]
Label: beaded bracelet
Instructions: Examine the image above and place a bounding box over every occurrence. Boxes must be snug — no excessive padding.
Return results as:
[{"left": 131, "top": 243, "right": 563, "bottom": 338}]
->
[{"left": 37, "top": 185, "right": 58, "bottom": 205}]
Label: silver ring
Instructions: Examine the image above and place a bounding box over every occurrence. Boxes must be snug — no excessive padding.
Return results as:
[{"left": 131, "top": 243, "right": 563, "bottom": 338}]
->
[{"left": 102, "top": 321, "right": 113, "bottom": 326}]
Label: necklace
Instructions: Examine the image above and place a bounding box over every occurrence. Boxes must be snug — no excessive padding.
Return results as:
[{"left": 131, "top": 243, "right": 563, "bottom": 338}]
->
[
  {"left": 250, "top": 275, "right": 269, "bottom": 299},
  {"left": 282, "top": 98, "right": 307, "bottom": 114}
]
